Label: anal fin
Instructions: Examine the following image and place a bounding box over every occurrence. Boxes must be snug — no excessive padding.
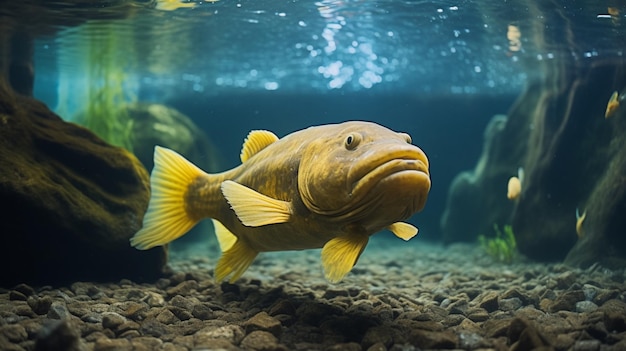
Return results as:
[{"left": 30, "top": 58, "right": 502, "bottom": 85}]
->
[
  {"left": 321, "top": 233, "right": 369, "bottom": 283},
  {"left": 214, "top": 239, "right": 259, "bottom": 283},
  {"left": 212, "top": 219, "right": 237, "bottom": 252}
]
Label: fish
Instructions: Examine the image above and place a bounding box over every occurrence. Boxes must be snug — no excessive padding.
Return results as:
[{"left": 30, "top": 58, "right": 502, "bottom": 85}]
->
[
  {"left": 576, "top": 208, "right": 587, "bottom": 238},
  {"left": 605, "top": 91, "right": 619, "bottom": 118},
  {"left": 155, "top": 0, "right": 196, "bottom": 11},
  {"left": 605, "top": 91, "right": 624, "bottom": 118},
  {"left": 507, "top": 167, "right": 524, "bottom": 200},
  {"left": 130, "top": 121, "right": 431, "bottom": 283}
]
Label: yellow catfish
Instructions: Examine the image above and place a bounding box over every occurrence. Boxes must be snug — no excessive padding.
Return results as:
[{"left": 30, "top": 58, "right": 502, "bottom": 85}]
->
[{"left": 131, "top": 121, "right": 431, "bottom": 283}]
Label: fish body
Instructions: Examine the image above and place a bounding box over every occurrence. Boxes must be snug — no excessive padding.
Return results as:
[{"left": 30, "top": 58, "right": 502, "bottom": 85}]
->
[{"left": 131, "top": 121, "right": 431, "bottom": 283}]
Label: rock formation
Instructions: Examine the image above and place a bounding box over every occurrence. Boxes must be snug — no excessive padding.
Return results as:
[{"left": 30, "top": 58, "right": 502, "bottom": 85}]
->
[{"left": 0, "top": 85, "right": 167, "bottom": 286}]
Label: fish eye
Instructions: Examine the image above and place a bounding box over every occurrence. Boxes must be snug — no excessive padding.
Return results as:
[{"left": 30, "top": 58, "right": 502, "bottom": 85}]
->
[
  {"left": 398, "top": 132, "right": 412, "bottom": 144},
  {"left": 344, "top": 133, "right": 361, "bottom": 150}
]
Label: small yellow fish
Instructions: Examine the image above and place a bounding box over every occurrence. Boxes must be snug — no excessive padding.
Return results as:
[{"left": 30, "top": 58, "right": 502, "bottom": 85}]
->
[
  {"left": 507, "top": 167, "right": 524, "bottom": 200},
  {"left": 131, "top": 121, "right": 431, "bottom": 283},
  {"left": 155, "top": 0, "right": 196, "bottom": 11},
  {"left": 606, "top": 91, "right": 620, "bottom": 118},
  {"left": 576, "top": 208, "right": 587, "bottom": 238}
]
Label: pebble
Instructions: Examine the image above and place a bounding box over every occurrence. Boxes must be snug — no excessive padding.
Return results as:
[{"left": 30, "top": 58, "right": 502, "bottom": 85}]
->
[
  {"left": 576, "top": 301, "right": 598, "bottom": 313},
  {"left": 47, "top": 301, "right": 70, "bottom": 320},
  {"left": 244, "top": 312, "right": 282, "bottom": 337},
  {"left": 0, "top": 243, "right": 624, "bottom": 351}
]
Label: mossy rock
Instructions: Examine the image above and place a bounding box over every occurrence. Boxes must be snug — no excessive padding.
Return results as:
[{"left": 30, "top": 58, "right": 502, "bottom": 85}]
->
[{"left": 0, "top": 87, "right": 166, "bottom": 286}]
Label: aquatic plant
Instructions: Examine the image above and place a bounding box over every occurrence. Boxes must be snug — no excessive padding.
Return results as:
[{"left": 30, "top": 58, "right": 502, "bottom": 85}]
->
[
  {"left": 478, "top": 224, "right": 517, "bottom": 263},
  {"left": 56, "top": 21, "right": 138, "bottom": 152}
]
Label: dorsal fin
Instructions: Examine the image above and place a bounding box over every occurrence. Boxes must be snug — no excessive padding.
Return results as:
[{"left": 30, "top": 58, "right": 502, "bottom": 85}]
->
[{"left": 240, "top": 130, "right": 279, "bottom": 163}]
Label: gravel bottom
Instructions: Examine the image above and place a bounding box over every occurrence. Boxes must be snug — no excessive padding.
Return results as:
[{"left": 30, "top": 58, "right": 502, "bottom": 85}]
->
[{"left": 1, "top": 239, "right": 626, "bottom": 351}]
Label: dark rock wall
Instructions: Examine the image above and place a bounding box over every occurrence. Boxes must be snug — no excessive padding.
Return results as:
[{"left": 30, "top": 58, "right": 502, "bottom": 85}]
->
[{"left": 0, "top": 85, "right": 167, "bottom": 286}]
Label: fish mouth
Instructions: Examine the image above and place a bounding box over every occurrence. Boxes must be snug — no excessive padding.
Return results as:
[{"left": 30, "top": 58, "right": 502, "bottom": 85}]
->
[
  {"left": 350, "top": 148, "right": 429, "bottom": 196},
  {"left": 315, "top": 147, "right": 430, "bottom": 222}
]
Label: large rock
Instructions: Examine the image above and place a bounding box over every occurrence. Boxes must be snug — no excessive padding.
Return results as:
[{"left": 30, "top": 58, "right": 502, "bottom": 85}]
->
[
  {"left": 127, "top": 103, "right": 220, "bottom": 173},
  {"left": 440, "top": 114, "right": 521, "bottom": 243},
  {"left": 0, "top": 86, "right": 166, "bottom": 286},
  {"left": 441, "top": 59, "right": 626, "bottom": 267}
]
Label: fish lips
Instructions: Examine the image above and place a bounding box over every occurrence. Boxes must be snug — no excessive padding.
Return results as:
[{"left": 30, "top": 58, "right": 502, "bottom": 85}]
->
[
  {"left": 349, "top": 149, "right": 431, "bottom": 208},
  {"left": 350, "top": 148, "right": 429, "bottom": 191}
]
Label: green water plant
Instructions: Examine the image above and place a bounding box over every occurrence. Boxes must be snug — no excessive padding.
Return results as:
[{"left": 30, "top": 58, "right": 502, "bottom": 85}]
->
[
  {"left": 56, "top": 21, "right": 138, "bottom": 152},
  {"left": 478, "top": 224, "right": 517, "bottom": 263}
]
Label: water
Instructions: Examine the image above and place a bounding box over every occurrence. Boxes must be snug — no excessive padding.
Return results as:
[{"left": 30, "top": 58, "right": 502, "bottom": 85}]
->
[
  {"left": 3, "top": 2, "right": 626, "bottom": 350},
  {"left": 3, "top": 0, "right": 626, "bottom": 246}
]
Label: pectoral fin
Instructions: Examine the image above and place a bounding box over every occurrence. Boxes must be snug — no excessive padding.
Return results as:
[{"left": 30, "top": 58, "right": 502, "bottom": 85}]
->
[
  {"left": 388, "top": 222, "right": 418, "bottom": 241},
  {"left": 321, "top": 233, "right": 369, "bottom": 283},
  {"left": 221, "top": 180, "right": 292, "bottom": 226},
  {"left": 214, "top": 240, "right": 259, "bottom": 283}
]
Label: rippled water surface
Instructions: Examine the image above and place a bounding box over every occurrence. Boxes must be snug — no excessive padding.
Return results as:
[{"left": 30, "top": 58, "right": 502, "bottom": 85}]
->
[{"left": 26, "top": 0, "right": 625, "bottom": 101}]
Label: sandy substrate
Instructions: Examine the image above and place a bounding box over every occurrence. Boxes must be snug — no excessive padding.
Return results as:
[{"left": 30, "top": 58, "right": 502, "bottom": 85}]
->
[{"left": 1, "top": 239, "right": 625, "bottom": 350}]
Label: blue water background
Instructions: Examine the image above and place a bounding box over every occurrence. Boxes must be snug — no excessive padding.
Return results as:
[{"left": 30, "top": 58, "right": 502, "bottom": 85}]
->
[{"left": 31, "top": 0, "right": 625, "bottom": 241}]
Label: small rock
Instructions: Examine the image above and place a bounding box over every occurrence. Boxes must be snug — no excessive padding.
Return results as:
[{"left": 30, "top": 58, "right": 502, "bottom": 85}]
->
[
  {"left": 554, "top": 271, "right": 577, "bottom": 289},
  {"left": 408, "top": 329, "right": 457, "bottom": 349},
  {"left": 361, "top": 325, "right": 394, "bottom": 349},
  {"left": 499, "top": 297, "right": 523, "bottom": 311},
  {"left": 601, "top": 300, "right": 626, "bottom": 332},
  {"left": 474, "top": 291, "right": 499, "bottom": 312},
  {"left": 81, "top": 313, "right": 102, "bottom": 324},
  {"left": 1, "top": 324, "right": 28, "bottom": 343},
  {"left": 156, "top": 309, "right": 180, "bottom": 325},
  {"left": 93, "top": 338, "right": 132, "bottom": 351},
  {"left": 576, "top": 301, "right": 598, "bottom": 313},
  {"left": 166, "top": 280, "right": 199, "bottom": 297},
  {"left": 447, "top": 299, "right": 468, "bottom": 315},
  {"left": 13, "top": 283, "right": 36, "bottom": 297},
  {"left": 47, "top": 301, "right": 70, "bottom": 320},
  {"left": 240, "top": 330, "right": 279, "bottom": 351},
  {"left": 268, "top": 300, "right": 296, "bottom": 317},
  {"left": 194, "top": 325, "right": 245, "bottom": 345},
  {"left": 28, "top": 296, "right": 53, "bottom": 315},
  {"left": 34, "top": 319, "right": 83, "bottom": 351},
  {"left": 102, "top": 312, "right": 126, "bottom": 330},
  {"left": 191, "top": 303, "right": 214, "bottom": 320},
  {"left": 9, "top": 290, "right": 27, "bottom": 301},
  {"left": 168, "top": 306, "right": 193, "bottom": 321},
  {"left": 366, "top": 342, "right": 388, "bottom": 351},
  {"left": 169, "top": 295, "right": 194, "bottom": 310},
  {"left": 571, "top": 339, "right": 600, "bottom": 351},
  {"left": 327, "top": 342, "right": 361, "bottom": 351},
  {"left": 582, "top": 284, "right": 598, "bottom": 301},
  {"left": 322, "top": 288, "right": 350, "bottom": 299},
  {"left": 130, "top": 336, "right": 163, "bottom": 350},
  {"left": 121, "top": 302, "right": 149, "bottom": 321},
  {"left": 593, "top": 289, "right": 619, "bottom": 306},
  {"left": 550, "top": 290, "right": 585, "bottom": 312},
  {"left": 483, "top": 318, "right": 512, "bottom": 338},
  {"left": 142, "top": 291, "right": 165, "bottom": 308},
  {"left": 243, "top": 312, "right": 282, "bottom": 337},
  {"left": 457, "top": 331, "right": 483, "bottom": 350},
  {"left": 466, "top": 308, "right": 489, "bottom": 322},
  {"left": 138, "top": 318, "right": 169, "bottom": 337}
]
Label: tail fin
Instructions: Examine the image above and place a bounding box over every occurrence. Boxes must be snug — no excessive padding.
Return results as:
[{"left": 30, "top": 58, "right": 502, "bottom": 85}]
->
[{"left": 130, "top": 146, "right": 206, "bottom": 250}]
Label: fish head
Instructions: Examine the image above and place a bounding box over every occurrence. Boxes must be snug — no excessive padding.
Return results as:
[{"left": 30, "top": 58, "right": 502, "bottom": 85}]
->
[{"left": 297, "top": 121, "right": 431, "bottom": 230}]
